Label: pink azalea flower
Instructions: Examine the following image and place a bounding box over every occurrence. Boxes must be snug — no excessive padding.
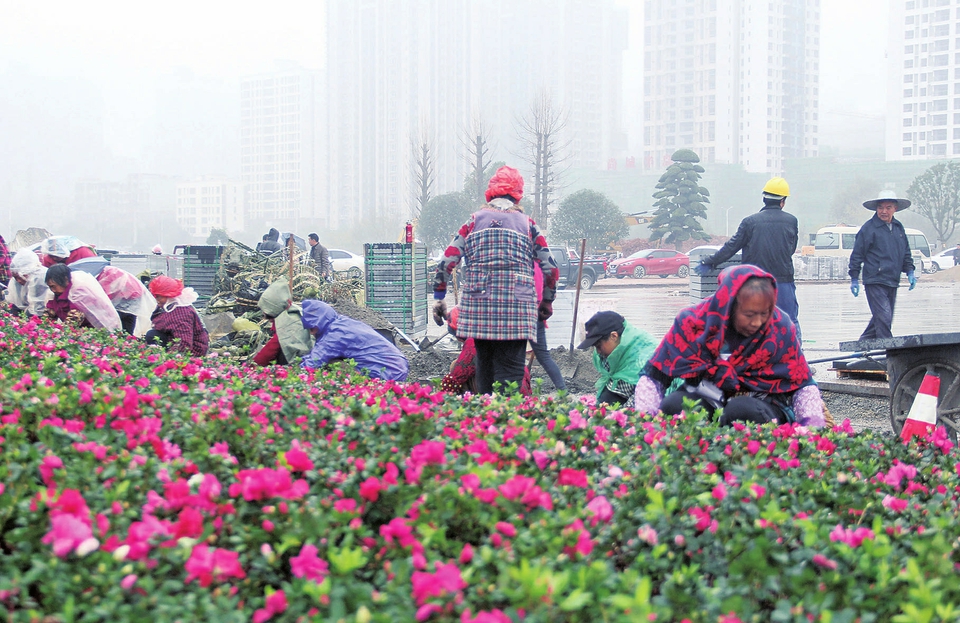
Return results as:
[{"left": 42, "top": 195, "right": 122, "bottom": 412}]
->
[
  {"left": 829, "top": 525, "right": 875, "bottom": 548},
  {"left": 410, "top": 440, "right": 446, "bottom": 466},
  {"left": 173, "top": 507, "right": 205, "bottom": 539},
  {"left": 415, "top": 604, "right": 443, "bottom": 621},
  {"left": 184, "top": 544, "right": 246, "bottom": 587},
  {"left": 284, "top": 440, "right": 314, "bottom": 472},
  {"left": 812, "top": 554, "right": 838, "bottom": 570},
  {"left": 199, "top": 474, "right": 221, "bottom": 501},
  {"left": 586, "top": 495, "right": 613, "bottom": 526},
  {"left": 883, "top": 462, "right": 917, "bottom": 490},
  {"left": 882, "top": 495, "right": 908, "bottom": 512},
  {"left": 290, "top": 544, "right": 329, "bottom": 583},
  {"left": 42, "top": 514, "right": 93, "bottom": 557},
  {"left": 410, "top": 562, "right": 466, "bottom": 605},
  {"left": 120, "top": 574, "right": 138, "bottom": 590},
  {"left": 719, "top": 614, "right": 743, "bottom": 623},
  {"left": 557, "top": 468, "right": 588, "bottom": 488},
  {"left": 495, "top": 522, "right": 517, "bottom": 537},
  {"left": 498, "top": 475, "right": 535, "bottom": 501},
  {"left": 39, "top": 455, "right": 64, "bottom": 485},
  {"left": 253, "top": 589, "right": 288, "bottom": 623},
  {"left": 746, "top": 440, "right": 761, "bottom": 455},
  {"left": 461, "top": 610, "right": 512, "bottom": 623},
  {"left": 712, "top": 483, "right": 728, "bottom": 501},
  {"left": 532, "top": 451, "right": 550, "bottom": 471},
  {"left": 749, "top": 484, "right": 766, "bottom": 499},
  {"left": 562, "top": 519, "right": 594, "bottom": 557},
  {"left": 459, "top": 543, "right": 474, "bottom": 565},
  {"left": 359, "top": 477, "right": 385, "bottom": 502},
  {"left": 334, "top": 498, "right": 359, "bottom": 514},
  {"left": 565, "top": 410, "right": 588, "bottom": 430},
  {"left": 637, "top": 524, "right": 658, "bottom": 546}
]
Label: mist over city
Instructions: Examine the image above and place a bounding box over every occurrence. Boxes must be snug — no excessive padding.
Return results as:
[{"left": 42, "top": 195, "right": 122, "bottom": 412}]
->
[{"left": 0, "top": 0, "right": 951, "bottom": 252}]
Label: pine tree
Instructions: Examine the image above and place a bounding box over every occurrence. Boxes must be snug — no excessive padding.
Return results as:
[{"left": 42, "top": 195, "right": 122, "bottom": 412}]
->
[{"left": 649, "top": 149, "right": 711, "bottom": 249}]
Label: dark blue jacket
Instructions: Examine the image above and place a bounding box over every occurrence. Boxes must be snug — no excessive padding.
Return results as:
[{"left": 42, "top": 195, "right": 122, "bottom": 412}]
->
[
  {"left": 848, "top": 215, "right": 914, "bottom": 288},
  {"left": 704, "top": 205, "right": 798, "bottom": 283},
  {"left": 300, "top": 300, "right": 409, "bottom": 381}
]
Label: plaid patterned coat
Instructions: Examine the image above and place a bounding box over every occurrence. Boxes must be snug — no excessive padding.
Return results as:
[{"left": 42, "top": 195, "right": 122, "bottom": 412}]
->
[
  {"left": 434, "top": 207, "right": 559, "bottom": 342},
  {"left": 0, "top": 235, "right": 10, "bottom": 285},
  {"left": 151, "top": 304, "right": 209, "bottom": 357}
]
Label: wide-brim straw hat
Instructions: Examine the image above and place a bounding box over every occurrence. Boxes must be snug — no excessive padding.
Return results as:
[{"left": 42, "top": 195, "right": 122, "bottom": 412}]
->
[{"left": 863, "top": 190, "right": 910, "bottom": 211}]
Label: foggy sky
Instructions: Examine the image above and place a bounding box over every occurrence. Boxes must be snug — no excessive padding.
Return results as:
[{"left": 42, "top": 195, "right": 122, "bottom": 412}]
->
[{"left": 0, "top": 0, "right": 891, "bottom": 235}]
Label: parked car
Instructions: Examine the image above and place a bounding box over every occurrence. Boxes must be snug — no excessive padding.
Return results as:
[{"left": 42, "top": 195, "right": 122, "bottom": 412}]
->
[
  {"left": 928, "top": 247, "right": 960, "bottom": 273},
  {"left": 686, "top": 245, "right": 722, "bottom": 265},
  {"left": 608, "top": 248, "right": 690, "bottom": 279},
  {"left": 547, "top": 246, "right": 608, "bottom": 290},
  {"left": 328, "top": 249, "right": 364, "bottom": 278}
]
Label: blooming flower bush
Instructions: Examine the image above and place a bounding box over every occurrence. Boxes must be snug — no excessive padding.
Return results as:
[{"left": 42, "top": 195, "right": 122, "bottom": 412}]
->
[{"left": 1, "top": 311, "right": 960, "bottom": 622}]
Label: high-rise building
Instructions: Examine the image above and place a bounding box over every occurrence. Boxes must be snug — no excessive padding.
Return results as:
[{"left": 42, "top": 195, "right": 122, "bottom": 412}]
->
[
  {"left": 886, "top": 0, "right": 957, "bottom": 160},
  {"left": 240, "top": 63, "right": 323, "bottom": 229},
  {"left": 641, "top": 0, "right": 820, "bottom": 173},
  {"left": 176, "top": 178, "right": 246, "bottom": 238},
  {"left": 323, "top": 0, "right": 628, "bottom": 229}
]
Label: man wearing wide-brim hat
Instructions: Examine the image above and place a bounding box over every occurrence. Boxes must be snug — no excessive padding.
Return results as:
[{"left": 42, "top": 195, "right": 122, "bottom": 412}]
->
[{"left": 848, "top": 190, "right": 916, "bottom": 340}]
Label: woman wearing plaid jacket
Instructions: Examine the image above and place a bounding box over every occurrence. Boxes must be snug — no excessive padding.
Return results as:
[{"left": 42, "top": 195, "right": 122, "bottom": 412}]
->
[{"left": 432, "top": 166, "right": 560, "bottom": 394}]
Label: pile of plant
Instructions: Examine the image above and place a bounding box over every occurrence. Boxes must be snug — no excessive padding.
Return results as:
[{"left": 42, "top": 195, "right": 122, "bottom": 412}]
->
[{"left": 1, "top": 312, "right": 959, "bottom": 622}]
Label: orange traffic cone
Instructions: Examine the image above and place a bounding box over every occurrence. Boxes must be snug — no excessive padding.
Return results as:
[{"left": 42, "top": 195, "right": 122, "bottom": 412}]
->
[{"left": 900, "top": 372, "right": 940, "bottom": 442}]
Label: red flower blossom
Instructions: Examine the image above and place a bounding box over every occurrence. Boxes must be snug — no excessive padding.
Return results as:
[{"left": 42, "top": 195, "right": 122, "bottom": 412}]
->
[
  {"left": 290, "top": 544, "right": 329, "bottom": 583},
  {"left": 557, "top": 468, "right": 588, "bottom": 488},
  {"left": 184, "top": 544, "right": 246, "bottom": 587},
  {"left": 284, "top": 440, "right": 314, "bottom": 472},
  {"left": 253, "top": 589, "right": 287, "bottom": 623},
  {"left": 410, "top": 562, "right": 466, "bottom": 605}
]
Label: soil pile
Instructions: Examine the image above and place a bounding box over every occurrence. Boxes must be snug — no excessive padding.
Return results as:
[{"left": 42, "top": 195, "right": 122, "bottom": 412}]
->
[
  {"left": 331, "top": 299, "right": 394, "bottom": 330},
  {"left": 928, "top": 265, "right": 960, "bottom": 283},
  {"left": 407, "top": 349, "right": 453, "bottom": 382}
]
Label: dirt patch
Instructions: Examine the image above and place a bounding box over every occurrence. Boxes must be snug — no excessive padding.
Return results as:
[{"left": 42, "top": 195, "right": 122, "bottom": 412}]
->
[
  {"left": 331, "top": 299, "right": 394, "bottom": 330},
  {"left": 407, "top": 349, "right": 454, "bottom": 382},
  {"left": 539, "top": 346, "right": 600, "bottom": 394},
  {"left": 402, "top": 342, "right": 601, "bottom": 395},
  {"left": 928, "top": 265, "right": 960, "bottom": 283}
]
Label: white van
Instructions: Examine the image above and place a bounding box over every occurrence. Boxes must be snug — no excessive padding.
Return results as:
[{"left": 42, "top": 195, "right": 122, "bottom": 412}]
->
[{"left": 813, "top": 225, "right": 931, "bottom": 273}]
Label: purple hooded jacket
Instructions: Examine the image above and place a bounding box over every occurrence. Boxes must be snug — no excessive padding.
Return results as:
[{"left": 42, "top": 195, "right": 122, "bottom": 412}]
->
[{"left": 300, "top": 300, "right": 409, "bottom": 381}]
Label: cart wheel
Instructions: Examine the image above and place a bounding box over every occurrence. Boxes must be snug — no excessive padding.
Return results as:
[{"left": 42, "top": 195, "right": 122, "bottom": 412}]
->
[{"left": 890, "top": 359, "right": 960, "bottom": 441}]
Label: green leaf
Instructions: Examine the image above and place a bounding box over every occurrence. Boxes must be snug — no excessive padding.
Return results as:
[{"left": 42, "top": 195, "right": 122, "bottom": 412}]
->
[{"left": 559, "top": 588, "right": 593, "bottom": 611}]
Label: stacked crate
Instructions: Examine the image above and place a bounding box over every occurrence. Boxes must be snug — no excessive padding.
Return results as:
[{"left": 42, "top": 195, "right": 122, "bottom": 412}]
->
[
  {"left": 173, "top": 245, "right": 223, "bottom": 309},
  {"left": 689, "top": 253, "right": 741, "bottom": 303},
  {"left": 364, "top": 243, "right": 429, "bottom": 337}
]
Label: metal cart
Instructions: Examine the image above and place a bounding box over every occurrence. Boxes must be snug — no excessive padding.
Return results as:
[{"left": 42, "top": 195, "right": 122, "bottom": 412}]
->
[{"left": 839, "top": 333, "right": 960, "bottom": 438}]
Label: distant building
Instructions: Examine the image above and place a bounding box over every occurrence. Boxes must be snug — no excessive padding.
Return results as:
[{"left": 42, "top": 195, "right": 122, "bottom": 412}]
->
[
  {"left": 176, "top": 177, "right": 245, "bottom": 238},
  {"left": 641, "top": 0, "right": 820, "bottom": 173},
  {"left": 75, "top": 179, "right": 121, "bottom": 221},
  {"left": 886, "top": 0, "right": 957, "bottom": 160},
  {"left": 240, "top": 63, "right": 323, "bottom": 229},
  {"left": 323, "top": 0, "right": 628, "bottom": 229}
]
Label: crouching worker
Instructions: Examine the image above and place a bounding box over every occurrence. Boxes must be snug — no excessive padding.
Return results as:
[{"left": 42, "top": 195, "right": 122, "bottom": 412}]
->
[
  {"left": 45, "top": 264, "right": 122, "bottom": 330},
  {"left": 8, "top": 249, "right": 50, "bottom": 317},
  {"left": 252, "top": 280, "right": 314, "bottom": 366},
  {"left": 300, "top": 300, "right": 408, "bottom": 381},
  {"left": 578, "top": 311, "right": 656, "bottom": 408},
  {"left": 634, "top": 265, "right": 825, "bottom": 427},
  {"left": 440, "top": 306, "right": 531, "bottom": 395},
  {"left": 146, "top": 276, "right": 209, "bottom": 356}
]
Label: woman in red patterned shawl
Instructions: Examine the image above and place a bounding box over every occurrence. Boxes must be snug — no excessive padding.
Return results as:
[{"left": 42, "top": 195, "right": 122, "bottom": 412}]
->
[{"left": 634, "top": 264, "right": 825, "bottom": 427}]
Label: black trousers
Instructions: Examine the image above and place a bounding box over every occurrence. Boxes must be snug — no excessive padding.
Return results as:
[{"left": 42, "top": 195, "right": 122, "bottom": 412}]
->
[
  {"left": 118, "top": 312, "right": 137, "bottom": 336},
  {"left": 144, "top": 329, "right": 172, "bottom": 348},
  {"left": 474, "top": 339, "right": 527, "bottom": 394},
  {"left": 660, "top": 389, "right": 786, "bottom": 426},
  {"left": 861, "top": 284, "right": 897, "bottom": 340}
]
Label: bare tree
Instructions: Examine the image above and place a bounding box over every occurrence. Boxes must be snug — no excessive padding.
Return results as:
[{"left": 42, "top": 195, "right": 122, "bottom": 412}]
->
[
  {"left": 410, "top": 127, "right": 435, "bottom": 218},
  {"left": 458, "top": 115, "right": 494, "bottom": 205},
  {"left": 514, "top": 91, "right": 570, "bottom": 226}
]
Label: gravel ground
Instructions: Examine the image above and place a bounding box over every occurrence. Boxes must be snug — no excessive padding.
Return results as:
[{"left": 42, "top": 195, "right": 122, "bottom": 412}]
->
[{"left": 821, "top": 390, "right": 891, "bottom": 434}]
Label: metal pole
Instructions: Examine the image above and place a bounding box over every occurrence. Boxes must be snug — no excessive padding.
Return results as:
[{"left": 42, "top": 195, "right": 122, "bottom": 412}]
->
[{"left": 569, "top": 238, "right": 587, "bottom": 354}]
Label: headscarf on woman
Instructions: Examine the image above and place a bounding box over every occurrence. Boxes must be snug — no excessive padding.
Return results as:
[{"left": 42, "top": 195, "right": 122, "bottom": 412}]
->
[
  {"left": 647, "top": 264, "right": 811, "bottom": 395},
  {"left": 8, "top": 249, "right": 50, "bottom": 316}
]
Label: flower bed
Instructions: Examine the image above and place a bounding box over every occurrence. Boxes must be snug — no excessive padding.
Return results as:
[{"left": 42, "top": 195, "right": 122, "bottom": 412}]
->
[{"left": 1, "top": 312, "right": 959, "bottom": 622}]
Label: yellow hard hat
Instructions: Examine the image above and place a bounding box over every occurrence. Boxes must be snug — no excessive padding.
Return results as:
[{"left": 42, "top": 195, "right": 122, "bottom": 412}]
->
[{"left": 762, "top": 177, "right": 790, "bottom": 198}]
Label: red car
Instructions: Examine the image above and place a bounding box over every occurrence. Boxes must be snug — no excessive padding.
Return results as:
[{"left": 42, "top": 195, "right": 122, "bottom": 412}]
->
[{"left": 608, "top": 248, "right": 690, "bottom": 279}]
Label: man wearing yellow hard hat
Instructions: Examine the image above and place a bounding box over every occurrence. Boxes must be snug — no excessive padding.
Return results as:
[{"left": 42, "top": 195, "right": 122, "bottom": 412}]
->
[{"left": 696, "top": 177, "right": 802, "bottom": 340}]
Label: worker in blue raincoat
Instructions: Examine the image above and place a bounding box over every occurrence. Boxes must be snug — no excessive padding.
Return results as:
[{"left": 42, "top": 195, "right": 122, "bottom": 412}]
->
[{"left": 300, "top": 300, "right": 409, "bottom": 381}]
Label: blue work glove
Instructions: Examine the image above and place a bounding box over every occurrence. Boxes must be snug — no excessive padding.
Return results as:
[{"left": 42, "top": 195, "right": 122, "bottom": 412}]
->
[
  {"left": 694, "top": 261, "right": 713, "bottom": 277},
  {"left": 850, "top": 279, "right": 859, "bottom": 297},
  {"left": 908, "top": 271, "right": 917, "bottom": 291}
]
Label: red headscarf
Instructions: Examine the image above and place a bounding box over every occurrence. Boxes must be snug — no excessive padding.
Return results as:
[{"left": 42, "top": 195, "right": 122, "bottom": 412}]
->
[
  {"left": 485, "top": 166, "right": 524, "bottom": 203},
  {"left": 647, "top": 265, "right": 811, "bottom": 394},
  {"left": 149, "top": 276, "right": 184, "bottom": 298}
]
